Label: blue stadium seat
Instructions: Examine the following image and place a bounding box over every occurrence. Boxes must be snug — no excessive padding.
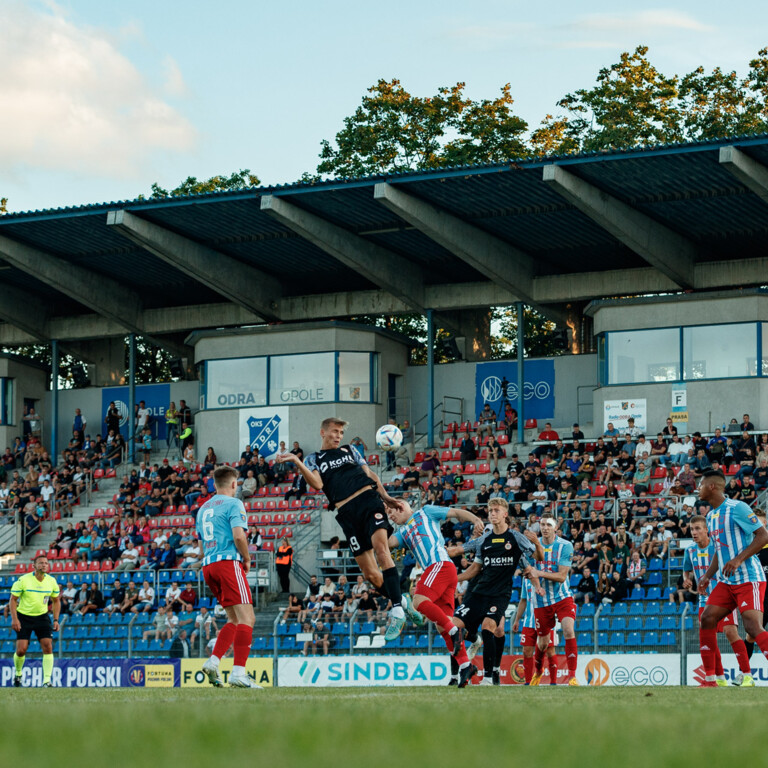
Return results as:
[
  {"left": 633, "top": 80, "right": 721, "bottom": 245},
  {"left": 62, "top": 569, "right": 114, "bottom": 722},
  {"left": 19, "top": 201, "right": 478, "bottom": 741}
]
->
[
  {"left": 648, "top": 558, "right": 664, "bottom": 571},
  {"left": 82, "top": 614, "right": 95, "bottom": 625},
  {"left": 251, "top": 637, "right": 267, "bottom": 651},
  {"left": 1, "top": 640, "right": 14, "bottom": 654},
  {"left": 663, "top": 588, "right": 676, "bottom": 600},
  {"left": 610, "top": 618, "right": 627, "bottom": 631},
  {"left": 400, "top": 636, "right": 416, "bottom": 649},
  {"left": 115, "top": 626, "right": 129, "bottom": 638},
  {"left": 148, "top": 639, "right": 163, "bottom": 652},
  {"left": 599, "top": 603, "right": 614, "bottom": 616},
  {"left": 609, "top": 632, "right": 625, "bottom": 647},
  {"left": 683, "top": 616, "right": 694, "bottom": 630},
  {"left": 95, "top": 613, "right": 110, "bottom": 625},
  {"left": 512, "top": 634, "right": 523, "bottom": 649},
  {"left": 596, "top": 617, "right": 610, "bottom": 631},
  {"left": 597, "top": 632, "right": 608, "bottom": 647},
  {"left": 80, "top": 640, "right": 95, "bottom": 653},
  {"left": 580, "top": 604, "right": 596, "bottom": 617},
  {"left": 509, "top": 589, "right": 519, "bottom": 603},
  {"left": 629, "top": 602, "right": 644, "bottom": 616},
  {"left": 645, "top": 588, "right": 662, "bottom": 601},
  {"left": 134, "top": 639, "right": 150, "bottom": 652},
  {"left": 661, "top": 631, "right": 677, "bottom": 646},
  {"left": 644, "top": 601, "right": 661, "bottom": 615},
  {"left": 569, "top": 575, "right": 581, "bottom": 588},
  {"left": 627, "top": 617, "right": 643, "bottom": 631},
  {"left": 661, "top": 602, "right": 681, "bottom": 615},
  {"left": 576, "top": 617, "right": 593, "bottom": 632},
  {"left": 644, "top": 617, "right": 660, "bottom": 630},
  {"left": 627, "top": 632, "right": 642, "bottom": 646},
  {"left": 433, "top": 635, "right": 447, "bottom": 649},
  {"left": 643, "top": 632, "right": 660, "bottom": 646},
  {"left": 577, "top": 632, "right": 592, "bottom": 648},
  {"left": 629, "top": 587, "right": 644, "bottom": 600},
  {"left": 280, "top": 637, "right": 295, "bottom": 650},
  {"left": 74, "top": 627, "right": 89, "bottom": 639},
  {"left": 107, "top": 639, "right": 123, "bottom": 653},
  {"left": 385, "top": 636, "right": 402, "bottom": 649},
  {"left": 62, "top": 640, "right": 79, "bottom": 654},
  {"left": 416, "top": 635, "right": 429, "bottom": 648},
  {"left": 668, "top": 558, "right": 683, "bottom": 570},
  {"left": 332, "top": 622, "right": 349, "bottom": 635},
  {"left": 512, "top": 575, "right": 522, "bottom": 588},
  {"left": 68, "top": 613, "right": 83, "bottom": 625},
  {"left": 611, "top": 603, "right": 628, "bottom": 617},
  {"left": 276, "top": 623, "right": 289, "bottom": 635},
  {"left": 101, "top": 627, "right": 116, "bottom": 639},
  {"left": 660, "top": 617, "right": 677, "bottom": 630},
  {"left": 645, "top": 573, "right": 663, "bottom": 586}
]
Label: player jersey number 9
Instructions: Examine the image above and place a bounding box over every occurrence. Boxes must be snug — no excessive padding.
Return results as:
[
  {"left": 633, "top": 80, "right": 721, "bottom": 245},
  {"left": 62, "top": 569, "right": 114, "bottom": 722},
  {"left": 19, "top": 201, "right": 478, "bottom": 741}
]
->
[{"left": 201, "top": 509, "right": 215, "bottom": 542}]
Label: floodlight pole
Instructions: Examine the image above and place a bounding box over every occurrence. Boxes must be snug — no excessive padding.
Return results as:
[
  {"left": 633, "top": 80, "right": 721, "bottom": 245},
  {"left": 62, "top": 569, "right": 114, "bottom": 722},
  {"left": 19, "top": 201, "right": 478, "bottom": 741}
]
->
[
  {"left": 427, "top": 309, "right": 435, "bottom": 449},
  {"left": 517, "top": 303, "right": 525, "bottom": 446},
  {"left": 51, "top": 339, "right": 59, "bottom": 463},
  {"left": 128, "top": 334, "right": 136, "bottom": 464}
]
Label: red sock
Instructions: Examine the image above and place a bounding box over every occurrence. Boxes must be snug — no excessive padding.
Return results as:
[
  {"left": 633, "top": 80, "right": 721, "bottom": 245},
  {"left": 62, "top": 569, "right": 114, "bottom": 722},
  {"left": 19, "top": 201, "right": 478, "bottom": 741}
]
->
[
  {"left": 565, "top": 637, "right": 578, "bottom": 676},
  {"left": 233, "top": 624, "right": 253, "bottom": 667},
  {"left": 439, "top": 630, "right": 455, "bottom": 655},
  {"left": 548, "top": 653, "right": 559, "bottom": 683},
  {"left": 754, "top": 631, "right": 768, "bottom": 659},
  {"left": 699, "top": 628, "right": 718, "bottom": 677},
  {"left": 534, "top": 644, "right": 545, "bottom": 673},
  {"left": 714, "top": 645, "right": 724, "bottom": 677},
  {"left": 730, "top": 639, "right": 752, "bottom": 674},
  {"left": 523, "top": 654, "right": 534, "bottom": 684},
  {"left": 212, "top": 622, "right": 237, "bottom": 661},
  {"left": 417, "top": 599, "right": 454, "bottom": 636}
]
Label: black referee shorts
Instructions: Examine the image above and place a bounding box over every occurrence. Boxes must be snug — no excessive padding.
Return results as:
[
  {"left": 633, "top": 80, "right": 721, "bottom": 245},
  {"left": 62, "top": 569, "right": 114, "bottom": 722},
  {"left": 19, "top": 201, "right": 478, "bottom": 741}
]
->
[
  {"left": 335, "top": 490, "right": 391, "bottom": 555},
  {"left": 454, "top": 593, "right": 507, "bottom": 634},
  {"left": 16, "top": 612, "right": 53, "bottom": 641}
]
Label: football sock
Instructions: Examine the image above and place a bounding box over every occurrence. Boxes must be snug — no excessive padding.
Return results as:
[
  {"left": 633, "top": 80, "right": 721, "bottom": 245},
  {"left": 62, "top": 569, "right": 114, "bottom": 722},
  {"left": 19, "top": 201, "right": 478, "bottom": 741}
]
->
[
  {"left": 381, "top": 567, "right": 402, "bottom": 607},
  {"left": 42, "top": 653, "right": 54, "bottom": 684},
  {"left": 211, "top": 621, "right": 237, "bottom": 662},
  {"left": 714, "top": 646, "right": 724, "bottom": 677},
  {"left": 450, "top": 656, "right": 459, "bottom": 678},
  {"left": 534, "top": 644, "right": 545, "bottom": 674},
  {"left": 233, "top": 624, "right": 253, "bottom": 668},
  {"left": 482, "top": 630, "right": 495, "bottom": 677},
  {"left": 731, "top": 639, "right": 751, "bottom": 674},
  {"left": 13, "top": 653, "right": 24, "bottom": 676},
  {"left": 417, "top": 599, "right": 454, "bottom": 635},
  {"left": 753, "top": 630, "right": 768, "bottom": 660},
  {"left": 565, "top": 637, "right": 578, "bottom": 676},
  {"left": 547, "top": 653, "right": 559, "bottom": 683},
  {"left": 745, "top": 640, "right": 755, "bottom": 660},
  {"left": 699, "top": 627, "right": 718, "bottom": 679},
  {"left": 494, "top": 634, "right": 505, "bottom": 668},
  {"left": 523, "top": 655, "right": 534, "bottom": 684}
]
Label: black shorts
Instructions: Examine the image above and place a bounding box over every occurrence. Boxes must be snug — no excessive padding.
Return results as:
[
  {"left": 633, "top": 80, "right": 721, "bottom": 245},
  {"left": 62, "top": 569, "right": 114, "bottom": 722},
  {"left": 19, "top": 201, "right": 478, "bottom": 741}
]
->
[
  {"left": 16, "top": 612, "right": 53, "bottom": 641},
  {"left": 335, "top": 490, "right": 390, "bottom": 555},
  {"left": 454, "top": 592, "right": 508, "bottom": 634}
]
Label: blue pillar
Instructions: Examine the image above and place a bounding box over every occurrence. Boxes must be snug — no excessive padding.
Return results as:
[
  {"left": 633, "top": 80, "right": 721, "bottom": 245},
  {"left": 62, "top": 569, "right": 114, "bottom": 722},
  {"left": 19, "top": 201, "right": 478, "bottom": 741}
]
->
[
  {"left": 427, "top": 309, "right": 434, "bottom": 449},
  {"left": 128, "top": 334, "right": 136, "bottom": 464},
  {"left": 516, "top": 303, "right": 525, "bottom": 445},
  {"left": 51, "top": 339, "right": 59, "bottom": 462}
]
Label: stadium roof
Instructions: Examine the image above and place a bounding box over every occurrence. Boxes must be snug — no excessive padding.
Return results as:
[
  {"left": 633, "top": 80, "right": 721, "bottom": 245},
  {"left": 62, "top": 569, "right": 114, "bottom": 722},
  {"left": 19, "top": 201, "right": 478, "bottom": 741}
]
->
[{"left": 2, "top": 134, "right": 768, "bottom": 358}]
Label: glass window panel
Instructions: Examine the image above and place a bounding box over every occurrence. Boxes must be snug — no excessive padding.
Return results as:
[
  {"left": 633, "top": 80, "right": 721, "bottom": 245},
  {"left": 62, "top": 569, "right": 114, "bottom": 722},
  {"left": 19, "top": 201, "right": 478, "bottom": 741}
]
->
[
  {"left": 607, "top": 329, "right": 680, "bottom": 384},
  {"left": 269, "top": 353, "right": 334, "bottom": 404},
  {"left": 683, "top": 324, "right": 757, "bottom": 380},
  {"left": 338, "top": 353, "right": 371, "bottom": 402},
  {"left": 763, "top": 324, "right": 768, "bottom": 377},
  {"left": 207, "top": 358, "right": 267, "bottom": 409}
]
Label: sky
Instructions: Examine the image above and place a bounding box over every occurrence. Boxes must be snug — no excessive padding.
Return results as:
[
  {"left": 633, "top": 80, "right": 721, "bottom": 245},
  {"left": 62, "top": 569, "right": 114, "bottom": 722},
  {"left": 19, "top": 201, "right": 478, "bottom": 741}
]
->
[{"left": 2, "top": 0, "right": 768, "bottom": 213}]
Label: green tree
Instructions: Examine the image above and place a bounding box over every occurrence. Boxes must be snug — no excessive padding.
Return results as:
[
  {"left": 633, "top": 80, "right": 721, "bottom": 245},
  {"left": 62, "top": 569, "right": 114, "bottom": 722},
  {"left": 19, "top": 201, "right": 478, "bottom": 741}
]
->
[
  {"left": 317, "top": 79, "right": 529, "bottom": 177},
  {"left": 148, "top": 169, "right": 260, "bottom": 198},
  {"left": 0, "top": 197, "right": 7, "bottom": 214},
  {"left": 490, "top": 307, "right": 561, "bottom": 359}
]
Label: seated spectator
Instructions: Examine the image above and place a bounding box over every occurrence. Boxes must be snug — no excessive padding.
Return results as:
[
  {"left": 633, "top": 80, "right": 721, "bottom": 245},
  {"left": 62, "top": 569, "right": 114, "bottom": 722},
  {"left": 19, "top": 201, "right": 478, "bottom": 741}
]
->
[
  {"left": 419, "top": 450, "right": 441, "bottom": 482},
  {"left": 603, "top": 422, "right": 620, "bottom": 437},
  {"left": 741, "top": 414, "right": 755, "bottom": 431},
  {"left": 60, "top": 580, "right": 77, "bottom": 615},
  {"left": 302, "top": 620, "right": 330, "bottom": 656},
  {"left": 80, "top": 583, "right": 105, "bottom": 616},
  {"left": 625, "top": 550, "right": 647, "bottom": 590},
  {"left": 190, "top": 606, "right": 217, "bottom": 648},
  {"left": 105, "top": 579, "right": 126, "bottom": 615},
  {"left": 753, "top": 457, "right": 768, "bottom": 491},
  {"left": 165, "top": 581, "right": 183, "bottom": 612},
  {"left": 724, "top": 477, "right": 742, "bottom": 499},
  {"left": 284, "top": 473, "right": 307, "bottom": 501},
  {"left": 633, "top": 462, "right": 650, "bottom": 494},
  {"left": 181, "top": 537, "right": 203, "bottom": 570},
  {"left": 143, "top": 605, "right": 177, "bottom": 642},
  {"left": 601, "top": 570, "right": 628, "bottom": 604},
  {"left": 573, "top": 567, "right": 597, "bottom": 604},
  {"left": 119, "top": 581, "right": 140, "bottom": 614},
  {"left": 132, "top": 580, "right": 155, "bottom": 612},
  {"left": 282, "top": 594, "right": 303, "bottom": 623},
  {"left": 355, "top": 590, "right": 377, "bottom": 622}
]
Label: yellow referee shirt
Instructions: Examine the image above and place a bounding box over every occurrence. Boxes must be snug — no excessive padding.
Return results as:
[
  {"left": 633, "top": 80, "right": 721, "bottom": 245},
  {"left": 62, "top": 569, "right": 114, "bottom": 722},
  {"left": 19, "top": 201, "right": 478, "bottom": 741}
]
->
[{"left": 10, "top": 572, "right": 60, "bottom": 616}]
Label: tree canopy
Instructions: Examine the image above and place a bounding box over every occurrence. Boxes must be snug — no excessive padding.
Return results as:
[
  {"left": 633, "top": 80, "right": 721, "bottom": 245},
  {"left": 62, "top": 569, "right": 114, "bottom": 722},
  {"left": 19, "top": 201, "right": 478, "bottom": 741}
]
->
[{"left": 148, "top": 169, "right": 260, "bottom": 198}]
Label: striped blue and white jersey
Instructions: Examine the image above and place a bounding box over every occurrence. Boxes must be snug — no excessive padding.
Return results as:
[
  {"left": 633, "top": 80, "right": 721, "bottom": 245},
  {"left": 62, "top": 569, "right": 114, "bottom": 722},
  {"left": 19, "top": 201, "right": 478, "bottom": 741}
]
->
[
  {"left": 707, "top": 499, "right": 765, "bottom": 586},
  {"left": 521, "top": 577, "right": 536, "bottom": 629},
  {"left": 196, "top": 494, "right": 248, "bottom": 567},
  {"left": 531, "top": 536, "right": 573, "bottom": 608},
  {"left": 392, "top": 505, "right": 450, "bottom": 570},
  {"left": 683, "top": 541, "right": 716, "bottom": 609}
]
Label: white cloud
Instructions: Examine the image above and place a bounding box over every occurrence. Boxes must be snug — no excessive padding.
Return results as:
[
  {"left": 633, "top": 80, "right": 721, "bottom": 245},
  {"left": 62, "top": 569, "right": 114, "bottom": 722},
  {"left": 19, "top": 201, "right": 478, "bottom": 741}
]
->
[
  {"left": 0, "top": 1, "right": 196, "bottom": 180},
  {"left": 569, "top": 9, "right": 713, "bottom": 34}
]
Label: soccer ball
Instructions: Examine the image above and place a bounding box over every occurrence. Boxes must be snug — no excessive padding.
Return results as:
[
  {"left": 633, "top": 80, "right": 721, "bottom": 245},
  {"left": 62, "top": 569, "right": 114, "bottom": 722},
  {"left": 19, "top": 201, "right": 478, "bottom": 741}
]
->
[{"left": 376, "top": 424, "right": 403, "bottom": 451}]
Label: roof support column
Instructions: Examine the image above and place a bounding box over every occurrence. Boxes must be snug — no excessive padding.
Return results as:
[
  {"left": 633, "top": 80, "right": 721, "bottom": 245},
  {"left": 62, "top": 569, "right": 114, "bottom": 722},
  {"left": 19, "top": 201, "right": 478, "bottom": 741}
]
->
[{"left": 719, "top": 146, "right": 768, "bottom": 205}]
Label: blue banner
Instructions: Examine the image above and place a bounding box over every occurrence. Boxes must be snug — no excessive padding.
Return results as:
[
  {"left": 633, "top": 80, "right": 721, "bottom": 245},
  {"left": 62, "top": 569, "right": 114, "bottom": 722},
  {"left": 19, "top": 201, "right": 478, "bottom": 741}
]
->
[
  {"left": 474, "top": 360, "right": 555, "bottom": 422},
  {"left": 0, "top": 658, "right": 179, "bottom": 687},
  {"left": 101, "top": 383, "right": 171, "bottom": 441}
]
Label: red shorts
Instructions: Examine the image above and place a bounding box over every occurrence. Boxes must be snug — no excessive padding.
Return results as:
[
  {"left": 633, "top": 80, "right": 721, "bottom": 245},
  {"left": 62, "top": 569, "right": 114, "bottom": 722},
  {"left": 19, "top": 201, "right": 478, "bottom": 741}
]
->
[
  {"left": 415, "top": 561, "right": 457, "bottom": 616},
  {"left": 698, "top": 605, "right": 737, "bottom": 632},
  {"left": 534, "top": 597, "right": 577, "bottom": 637},
  {"left": 706, "top": 581, "right": 766, "bottom": 615},
  {"left": 521, "top": 626, "right": 556, "bottom": 647},
  {"left": 203, "top": 559, "right": 252, "bottom": 607}
]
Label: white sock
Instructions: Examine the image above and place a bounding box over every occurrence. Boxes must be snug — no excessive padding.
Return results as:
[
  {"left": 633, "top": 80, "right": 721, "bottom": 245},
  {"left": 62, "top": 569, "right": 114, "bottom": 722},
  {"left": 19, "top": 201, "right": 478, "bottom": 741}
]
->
[
  {"left": 391, "top": 605, "right": 404, "bottom": 619},
  {"left": 208, "top": 655, "right": 220, "bottom": 667},
  {"left": 232, "top": 665, "right": 245, "bottom": 676}
]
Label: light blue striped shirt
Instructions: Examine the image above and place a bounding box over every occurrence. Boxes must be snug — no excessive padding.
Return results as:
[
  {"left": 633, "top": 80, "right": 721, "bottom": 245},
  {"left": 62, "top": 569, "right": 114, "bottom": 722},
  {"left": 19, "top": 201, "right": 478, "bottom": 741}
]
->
[
  {"left": 392, "top": 505, "right": 450, "bottom": 570},
  {"left": 196, "top": 494, "right": 248, "bottom": 567},
  {"left": 707, "top": 498, "right": 765, "bottom": 586},
  {"left": 531, "top": 536, "right": 573, "bottom": 608}
]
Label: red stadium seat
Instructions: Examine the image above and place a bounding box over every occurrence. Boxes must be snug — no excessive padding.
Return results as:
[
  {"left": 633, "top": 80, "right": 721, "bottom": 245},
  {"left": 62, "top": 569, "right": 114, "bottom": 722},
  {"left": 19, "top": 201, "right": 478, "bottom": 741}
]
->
[
  {"left": 593, "top": 484, "right": 606, "bottom": 497},
  {"left": 51, "top": 562, "right": 64, "bottom": 573},
  {"left": 172, "top": 517, "right": 184, "bottom": 527},
  {"left": 524, "top": 419, "right": 538, "bottom": 430},
  {"left": 290, "top": 500, "right": 302, "bottom": 509},
  {"left": 177, "top": 505, "right": 189, "bottom": 513},
  {"left": 259, "top": 514, "right": 272, "bottom": 525},
  {"left": 651, "top": 466, "right": 666, "bottom": 479},
  {"left": 273, "top": 513, "right": 286, "bottom": 524},
  {"left": 252, "top": 501, "right": 265, "bottom": 510},
  {"left": 286, "top": 513, "right": 297, "bottom": 524},
  {"left": 148, "top": 519, "right": 159, "bottom": 528},
  {"left": 88, "top": 562, "right": 100, "bottom": 571},
  {"left": 414, "top": 452, "right": 425, "bottom": 463},
  {"left": 93, "top": 508, "right": 105, "bottom": 518},
  {"left": 165, "top": 505, "right": 176, "bottom": 514},
  {"left": 440, "top": 451, "right": 453, "bottom": 461},
  {"left": 478, "top": 449, "right": 489, "bottom": 460},
  {"left": 497, "top": 434, "right": 509, "bottom": 445},
  {"left": 159, "top": 518, "right": 172, "bottom": 528},
  {"left": 262, "top": 541, "right": 274, "bottom": 552},
  {"left": 105, "top": 468, "right": 117, "bottom": 478},
  {"left": 477, "top": 463, "right": 490, "bottom": 474},
  {"left": 34, "top": 549, "right": 47, "bottom": 559},
  {"left": 106, "top": 508, "right": 117, "bottom": 517},
  {"left": 247, "top": 514, "right": 259, "bottom": 525},
  {"left": 15, "top": 564, "right": 27, "bottom": 574},
  {"left": 593, "top": 500, "right": 605, "bottom": 511},
  {"left": 650, "top": 482, "right": 664, "bottom": 495},
  {"left": 442, "top": 438, "right": 452, "bottom": 448},
  {"left": 298, "top": 513, "right": 312, "bottom": 524},
  {"left": 93, "top": 469, "right": 104, "bottom": 479},
  {"left": 463, "top": 464, "right": 476, "bottom": 474},
  {"left": 367, "top": 454, "right": 379, "bottom": 465},
  {"left": 265, "top": 501, "right": 277, "bottom": 510},
  {"left": 461, "top": 479, "right": 475, "bottom": 490},
  {"left": 453, "top": 450, "right": 462, "bottom": 461},
  {"left": 47, "top": 549, "right": 58, "bottom": 560},
  {"left": 276, "top": 500, "right": 289, "bottom": 511},
  {"left": 265, "top": 527, "right": 278, "bottom": 539},
  {"left": 101, "top": 560, "right": 113, "bottom": 571},
  {"left": 184, "top": 516, "right": 194, "bottom": 526},
  {"left": 727, "top": 463, "right": 740, "bottom": 475}
]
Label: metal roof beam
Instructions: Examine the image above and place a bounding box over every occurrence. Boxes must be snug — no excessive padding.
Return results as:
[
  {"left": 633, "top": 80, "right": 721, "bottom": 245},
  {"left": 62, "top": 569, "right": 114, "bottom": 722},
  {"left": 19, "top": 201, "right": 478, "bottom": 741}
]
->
[
  {"left": 260, "top": 195, "right": 428, "bottom": 313},
  {"left": 719, "top": 146, "right": 768, "bottom": 205},
  {"left": 0, "top": 284, "right": 51, "bottom": 341},
  {"left": 0, "top": 233, "right": 144, "bottom": 332},
  {"left": 107, "top": 210, "right": 282, "bottom": 322},
  {"left": 542, "top": 164, "right": 696, "bottom": 289}
]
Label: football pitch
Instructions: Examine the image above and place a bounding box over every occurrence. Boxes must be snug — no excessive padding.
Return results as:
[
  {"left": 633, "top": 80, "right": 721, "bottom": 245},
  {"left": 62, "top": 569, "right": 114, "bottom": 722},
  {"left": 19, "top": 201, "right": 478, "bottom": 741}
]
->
[{"left": 0, "top": 687, "right": 760, "bottom": 766}]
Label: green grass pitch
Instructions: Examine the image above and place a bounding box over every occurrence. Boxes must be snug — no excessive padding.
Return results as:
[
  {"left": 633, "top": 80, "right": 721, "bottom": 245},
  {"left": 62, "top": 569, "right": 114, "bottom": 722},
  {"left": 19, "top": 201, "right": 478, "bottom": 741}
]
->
[{"left": 0, "top": 687, "right": 761, "bottom": 766}]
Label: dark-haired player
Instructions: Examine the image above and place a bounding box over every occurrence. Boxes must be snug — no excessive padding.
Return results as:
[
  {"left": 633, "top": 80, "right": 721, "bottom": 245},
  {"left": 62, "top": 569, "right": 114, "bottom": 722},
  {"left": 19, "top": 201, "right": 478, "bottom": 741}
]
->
[
  {"left": 276, "top": 417, "right": 408, "bottom": 640},
  {"left": 741, "top": 507, "right": 768, "bottom": 683},
  {"left": 10, "top": 554, "right": 60, "bottom": 687},
  {"left": 452, "top": 498, "right": 542, "bottom": 687},
  {"left": 697, "top": 469, "right": 768, "bottom": 687},
  {"left": 197, "top": 465, "right": 261, "bottom": 689}
]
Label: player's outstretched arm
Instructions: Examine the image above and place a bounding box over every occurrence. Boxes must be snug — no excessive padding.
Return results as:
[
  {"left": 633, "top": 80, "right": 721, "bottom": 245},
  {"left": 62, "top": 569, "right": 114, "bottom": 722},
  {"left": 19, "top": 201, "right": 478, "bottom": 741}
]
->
[
  {"left": 724, "top": 524, "right": 768, "bottom": 575},
  {"left": 277, "top": 454, "right": 323, "bottom": 490},
  {"left": 524, "top": 530, "right": 545, "bottom": 562},
  {"left": 445, "top": 544, "right": 465, "bottom": 558},
  {"left": 447, "top": 507, "right": 483, "bottom": 534},
  {"left": 233, "top": 528, "right": 251, "bottom": 574},
  {"left": 457, "top": 562, "right": 481, "bottom": 583},
  {"left": 363, "top": 464, "right": 398, "bottom": 508}
]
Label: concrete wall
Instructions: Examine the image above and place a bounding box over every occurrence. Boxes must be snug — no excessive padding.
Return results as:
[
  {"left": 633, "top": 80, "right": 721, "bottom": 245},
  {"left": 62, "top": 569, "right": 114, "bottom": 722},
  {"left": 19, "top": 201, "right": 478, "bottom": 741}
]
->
[
  {"left": 0, "top": 356, "right": 49, "bottom": 451},
  {"left": 406, "top": 354, "right": 598, "bottom": 434}
]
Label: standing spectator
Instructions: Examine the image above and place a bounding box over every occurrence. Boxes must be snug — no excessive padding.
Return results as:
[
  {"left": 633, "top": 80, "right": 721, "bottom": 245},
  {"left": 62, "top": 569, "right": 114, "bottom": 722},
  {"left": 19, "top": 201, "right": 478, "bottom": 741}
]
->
[
  {"left": 275, "top": 537, "right": 293, "bottom": 593},
  {"left": 105, "top": 402, "right": 120, "bottom": 438},
  {"left": 135, "top": 400, "right": 151, "bottom": 436},
  {"left": 476, "top": 404, "right": 497, "bottom": 438},
  {"left": 400, "top": 420, "right": 415, "bottom": 464},
  {"left": 165, "top": 402, "right": 180, "bottom": 455},
  {"left": 73, "top": 408, "right": 86, "bottom": 436}
]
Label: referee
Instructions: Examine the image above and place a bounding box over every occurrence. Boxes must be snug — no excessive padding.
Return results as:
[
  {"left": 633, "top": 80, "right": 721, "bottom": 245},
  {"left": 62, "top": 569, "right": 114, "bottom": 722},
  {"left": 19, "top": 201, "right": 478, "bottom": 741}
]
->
[{"left": 10, "top": 554, "right": 60, "bottom": 687}]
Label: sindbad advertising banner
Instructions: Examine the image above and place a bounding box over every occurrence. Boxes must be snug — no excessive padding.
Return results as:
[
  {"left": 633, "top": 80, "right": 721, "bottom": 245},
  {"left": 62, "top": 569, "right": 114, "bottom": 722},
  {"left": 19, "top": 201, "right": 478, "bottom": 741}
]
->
[
  {"left": 278, "top": 654, "right": 680, "bottom": 687},
  {"left": 0, "top": 659, "right": 179, "bottom": 687}
]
